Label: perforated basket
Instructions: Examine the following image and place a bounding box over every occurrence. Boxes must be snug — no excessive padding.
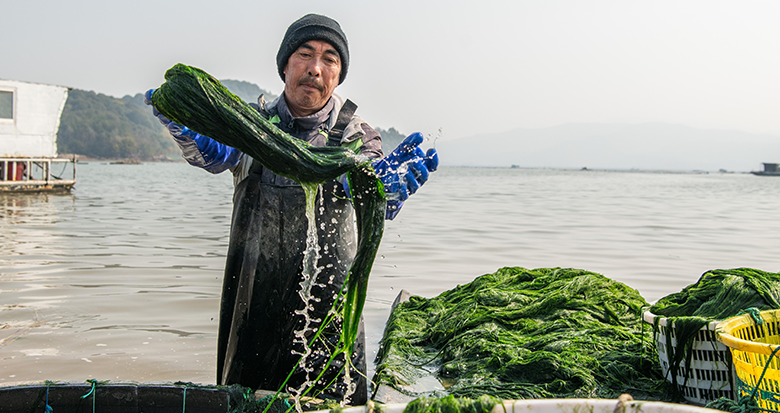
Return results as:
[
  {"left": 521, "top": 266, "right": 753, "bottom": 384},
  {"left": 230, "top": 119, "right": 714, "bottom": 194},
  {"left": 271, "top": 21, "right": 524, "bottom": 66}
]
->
[
  {"left": 717, "top": 309, "right": 780, "bottom": 412},
  {"left": 643, "top": 311, "right": 736, "bottom": 405}
]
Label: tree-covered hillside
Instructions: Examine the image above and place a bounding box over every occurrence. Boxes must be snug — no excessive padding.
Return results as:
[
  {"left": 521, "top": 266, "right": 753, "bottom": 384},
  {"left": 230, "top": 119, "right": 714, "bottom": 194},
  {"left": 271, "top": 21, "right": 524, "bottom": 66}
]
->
[
  {"left": 220, "top": 79, "right": 278, "bottom": 105},
  {"left": 58, "top": 90, "right": 175, "bottom": 160},
  {"left": 375, "top": 127, "right": 405, "bottom": 155}
]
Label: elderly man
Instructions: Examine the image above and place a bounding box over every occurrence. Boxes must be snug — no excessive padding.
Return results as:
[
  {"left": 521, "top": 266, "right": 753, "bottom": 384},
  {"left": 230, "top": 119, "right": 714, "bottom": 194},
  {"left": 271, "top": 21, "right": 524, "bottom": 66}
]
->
[{"left": 146, "top": 13, "right": 437, "bottom": 404}]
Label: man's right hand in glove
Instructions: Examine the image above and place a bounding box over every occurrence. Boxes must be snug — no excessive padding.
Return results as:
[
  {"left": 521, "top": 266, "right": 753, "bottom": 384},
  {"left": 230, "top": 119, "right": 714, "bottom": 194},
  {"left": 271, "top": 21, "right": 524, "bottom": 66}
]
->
[{"left": 144, "top": 89, "right": 241, "bottom": 173}]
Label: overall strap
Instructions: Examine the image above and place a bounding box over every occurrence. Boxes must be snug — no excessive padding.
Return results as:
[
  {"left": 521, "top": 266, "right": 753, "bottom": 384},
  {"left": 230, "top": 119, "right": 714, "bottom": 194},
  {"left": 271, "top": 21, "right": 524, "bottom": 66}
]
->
[{"left": 328, "top": 99, "right": 358, "bottom": 147}]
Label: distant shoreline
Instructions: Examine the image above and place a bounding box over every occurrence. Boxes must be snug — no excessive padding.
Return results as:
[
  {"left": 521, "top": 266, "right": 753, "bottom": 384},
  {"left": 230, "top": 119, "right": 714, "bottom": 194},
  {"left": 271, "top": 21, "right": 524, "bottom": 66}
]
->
[{"left": 58, "top": 154, "right": 184, "bottom": 163}]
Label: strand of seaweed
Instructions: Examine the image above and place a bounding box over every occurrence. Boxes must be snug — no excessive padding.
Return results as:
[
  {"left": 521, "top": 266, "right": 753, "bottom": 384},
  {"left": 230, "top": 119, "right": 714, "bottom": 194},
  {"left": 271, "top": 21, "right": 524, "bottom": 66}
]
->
[{"left": 0, "top": 310, "right": 56, "bottom": 347}]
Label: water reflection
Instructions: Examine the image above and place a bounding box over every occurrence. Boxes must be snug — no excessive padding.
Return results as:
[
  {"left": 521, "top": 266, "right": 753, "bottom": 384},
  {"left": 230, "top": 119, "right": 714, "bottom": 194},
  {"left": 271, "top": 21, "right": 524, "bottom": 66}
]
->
[
  {"left": 88, "top": 325, "right": 203, "bottom": 338},
  {"left": 0, "top": 192, "right": 73, "bottom": 268},
  {"left": 0, "top": 192, "right": 73, "bottom": 222}
]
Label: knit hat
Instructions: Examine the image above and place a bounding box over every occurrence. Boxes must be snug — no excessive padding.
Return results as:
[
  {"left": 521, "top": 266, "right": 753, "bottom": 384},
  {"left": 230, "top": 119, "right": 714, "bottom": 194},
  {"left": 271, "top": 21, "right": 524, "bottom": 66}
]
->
[{"left": 276, "top": 14, "right": 350, "bottom": 85}]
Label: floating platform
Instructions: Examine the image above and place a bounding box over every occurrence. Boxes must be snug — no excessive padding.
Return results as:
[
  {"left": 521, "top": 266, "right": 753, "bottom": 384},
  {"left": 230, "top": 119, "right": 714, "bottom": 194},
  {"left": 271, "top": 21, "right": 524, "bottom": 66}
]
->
[{"left": 0, "top": 157, "right": 76, "bottom": 193}]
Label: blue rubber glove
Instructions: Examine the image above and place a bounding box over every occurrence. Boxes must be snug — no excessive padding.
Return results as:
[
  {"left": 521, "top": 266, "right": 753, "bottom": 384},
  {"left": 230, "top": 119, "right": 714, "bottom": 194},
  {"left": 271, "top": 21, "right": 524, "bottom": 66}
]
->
[
  {"left": 144, "top": 89, "right": 242, "bottom": 173},
  {"left": 144, "top": 89, "right": 186, "bottom": 138},
  {"left": 144, "top": 89, "right": 194, "bottom": 139},
  {"left": 372, "top": 132, "right": 439, "bottom": 220}
]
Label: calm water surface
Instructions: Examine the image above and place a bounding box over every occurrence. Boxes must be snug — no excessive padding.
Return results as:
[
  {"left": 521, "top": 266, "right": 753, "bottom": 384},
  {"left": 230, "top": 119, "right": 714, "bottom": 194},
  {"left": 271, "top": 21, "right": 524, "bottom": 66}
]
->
[{"left": 2, "top": 163, "right": 780, "bottom": 386}]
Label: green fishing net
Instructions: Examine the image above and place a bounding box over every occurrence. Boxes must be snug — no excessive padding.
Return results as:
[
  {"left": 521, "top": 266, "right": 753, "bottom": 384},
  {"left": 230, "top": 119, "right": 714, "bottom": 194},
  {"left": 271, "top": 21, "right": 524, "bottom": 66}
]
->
[{"left": 373, "top": 267, "right": 670, "bottom": 401}]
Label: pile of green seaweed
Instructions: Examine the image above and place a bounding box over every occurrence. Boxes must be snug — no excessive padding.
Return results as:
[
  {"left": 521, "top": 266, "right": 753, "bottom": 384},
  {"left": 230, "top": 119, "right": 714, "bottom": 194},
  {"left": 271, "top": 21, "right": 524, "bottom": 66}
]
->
[
  {"left": 402, "top": 395, "right": 503, "bottom": 413},
  {"left": 373, "top": 267, "right": 671, "bottom": 401}
]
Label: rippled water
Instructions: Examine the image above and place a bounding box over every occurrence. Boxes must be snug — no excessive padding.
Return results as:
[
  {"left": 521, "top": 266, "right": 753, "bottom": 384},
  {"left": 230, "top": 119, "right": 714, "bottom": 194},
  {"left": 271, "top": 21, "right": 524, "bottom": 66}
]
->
[{"left": 2, "top": 163, "right": 780, "bottom": 387}]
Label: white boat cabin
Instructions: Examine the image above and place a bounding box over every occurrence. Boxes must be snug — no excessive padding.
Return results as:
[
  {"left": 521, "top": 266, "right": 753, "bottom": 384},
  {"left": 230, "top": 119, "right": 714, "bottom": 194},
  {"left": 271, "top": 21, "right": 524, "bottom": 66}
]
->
[{"left": 0, "top": 79, "right": 76, "bottom": 192}]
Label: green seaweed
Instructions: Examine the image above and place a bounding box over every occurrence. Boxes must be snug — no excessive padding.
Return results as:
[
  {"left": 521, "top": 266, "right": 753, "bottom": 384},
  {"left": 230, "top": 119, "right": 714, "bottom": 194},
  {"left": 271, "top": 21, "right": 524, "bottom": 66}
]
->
[
  {"left": 650, "top": 268, "right": 780, "bottom": 320},
  {"left": 402, "top": 395, "right": 503, "bottom": 413},
  {"left": 151, "top": 63, "right": 386, "bottom": 401},
  {"left": 152, "top": 63, "right": 367, "bottom": 184},
  {"left": 374, "top": 267, "right": 670, "bottom": 401}
]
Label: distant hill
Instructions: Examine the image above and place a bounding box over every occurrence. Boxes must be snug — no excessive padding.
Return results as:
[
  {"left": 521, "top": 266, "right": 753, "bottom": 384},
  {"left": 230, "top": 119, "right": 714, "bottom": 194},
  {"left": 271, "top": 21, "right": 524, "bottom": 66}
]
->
[
  {"left": 57, "top": 80, "right": 404, "bottom": 160},
  {"left": 221, "top": 79, "right": 278, "bottom": 105},
  {"left": 436, "top": 123, "right": 780, "bottom": 172},
  {"left": 375, "top": 127, "right": 405, "bottom": 155},
  {"left": 58, "top": 90, "right": 176, "bottom": 160}
]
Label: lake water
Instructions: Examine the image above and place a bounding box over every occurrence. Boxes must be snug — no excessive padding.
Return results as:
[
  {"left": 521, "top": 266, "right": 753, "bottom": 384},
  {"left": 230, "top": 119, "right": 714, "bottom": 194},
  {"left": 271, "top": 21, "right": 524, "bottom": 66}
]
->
[{"left": 2, "top": 162, "right": 780, "bottom": 388}]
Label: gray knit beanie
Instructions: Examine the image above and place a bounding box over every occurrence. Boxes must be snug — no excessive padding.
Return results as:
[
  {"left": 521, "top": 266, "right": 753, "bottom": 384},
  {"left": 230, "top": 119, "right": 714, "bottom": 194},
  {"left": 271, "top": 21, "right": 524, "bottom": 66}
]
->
[{"left": 276, "top": 14, "right": 349, "bottom": 85}]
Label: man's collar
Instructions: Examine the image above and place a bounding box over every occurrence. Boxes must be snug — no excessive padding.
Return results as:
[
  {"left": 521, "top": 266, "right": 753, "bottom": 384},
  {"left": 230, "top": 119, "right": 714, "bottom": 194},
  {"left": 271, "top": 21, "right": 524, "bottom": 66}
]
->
[
  {"left": 265, "top": 92, "right": 346, "bottom": 132},
  {"left": 276, "top": 92, "right": 335, "bottom": 130}
]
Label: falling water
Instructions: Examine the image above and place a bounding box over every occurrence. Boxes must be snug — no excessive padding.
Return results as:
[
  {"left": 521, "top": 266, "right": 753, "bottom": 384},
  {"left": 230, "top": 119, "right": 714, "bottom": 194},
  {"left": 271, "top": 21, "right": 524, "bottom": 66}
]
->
[
  {"left": 289, "top": 182, "right": 323, "bottom": 411},
  {"left": 287, "top": 179, "right": 363, "bottom": 409}
]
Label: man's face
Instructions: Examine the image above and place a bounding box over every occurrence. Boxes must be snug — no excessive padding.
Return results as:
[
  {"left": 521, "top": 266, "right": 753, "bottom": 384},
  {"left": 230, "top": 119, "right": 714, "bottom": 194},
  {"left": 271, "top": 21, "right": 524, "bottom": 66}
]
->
[{"left": 283, "top": 40, "right": 341, "bottom": 118}]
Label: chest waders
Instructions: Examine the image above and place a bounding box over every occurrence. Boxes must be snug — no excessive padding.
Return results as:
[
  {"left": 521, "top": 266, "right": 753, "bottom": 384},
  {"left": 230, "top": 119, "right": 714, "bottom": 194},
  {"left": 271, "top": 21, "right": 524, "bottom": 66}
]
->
[{"left": 216, "top": 101, "right": 367, "bottom": 404}]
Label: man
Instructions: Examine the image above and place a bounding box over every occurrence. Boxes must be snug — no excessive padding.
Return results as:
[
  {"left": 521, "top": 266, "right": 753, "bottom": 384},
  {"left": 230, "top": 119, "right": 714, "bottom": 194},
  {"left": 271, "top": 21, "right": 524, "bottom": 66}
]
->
[{"left": 146, "top": 14, "right": 438, "bottom": 404}]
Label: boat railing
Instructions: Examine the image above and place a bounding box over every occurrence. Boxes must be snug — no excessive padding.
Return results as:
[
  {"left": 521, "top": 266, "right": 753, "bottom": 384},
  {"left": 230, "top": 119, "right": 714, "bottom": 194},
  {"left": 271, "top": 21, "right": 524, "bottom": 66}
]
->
[{"left": 0, "top": 156, "right": 77, "bottom": 192}]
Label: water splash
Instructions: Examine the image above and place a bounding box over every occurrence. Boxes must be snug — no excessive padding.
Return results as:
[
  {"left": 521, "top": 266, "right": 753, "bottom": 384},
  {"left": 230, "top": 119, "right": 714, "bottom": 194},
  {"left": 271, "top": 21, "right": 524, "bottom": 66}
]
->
[
  {"left": 289, "top": 182, "right": 323, "bottom": 411},
  {"left": 287, "top": 181, "right": 362, "bottom": 409}
]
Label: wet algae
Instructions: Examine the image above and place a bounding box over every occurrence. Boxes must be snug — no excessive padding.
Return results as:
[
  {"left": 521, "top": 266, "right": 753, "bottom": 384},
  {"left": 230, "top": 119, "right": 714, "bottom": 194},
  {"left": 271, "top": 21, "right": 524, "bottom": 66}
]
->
[
  {"left": 650, "top": 268, "right": 780, "bottom": 319},
  {"left": 151, "top": 64, "right": 368, "bottom": 184},
  {"left": 402, "top": 395, "right": 503, "bottom": 413},
  {"left": 374, "top": 267, "right": 670, "bottom": 401}
]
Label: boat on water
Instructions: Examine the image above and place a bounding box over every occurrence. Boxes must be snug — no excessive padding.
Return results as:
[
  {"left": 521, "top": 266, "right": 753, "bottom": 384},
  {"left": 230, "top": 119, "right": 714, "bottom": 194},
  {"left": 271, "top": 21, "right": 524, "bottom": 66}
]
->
[
  {"left": 751, "top": 162, "right": 780, "bottom": 176},
  {"left": 0, "top": 79, "right": 76, "bottom": 193}
]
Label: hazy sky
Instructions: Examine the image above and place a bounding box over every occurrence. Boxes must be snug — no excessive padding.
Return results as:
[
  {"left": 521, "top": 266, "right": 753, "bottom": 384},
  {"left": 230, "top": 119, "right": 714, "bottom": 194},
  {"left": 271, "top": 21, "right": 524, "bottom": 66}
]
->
[{"left": 3, "top": 0, "right": 779, "bottom": 142}]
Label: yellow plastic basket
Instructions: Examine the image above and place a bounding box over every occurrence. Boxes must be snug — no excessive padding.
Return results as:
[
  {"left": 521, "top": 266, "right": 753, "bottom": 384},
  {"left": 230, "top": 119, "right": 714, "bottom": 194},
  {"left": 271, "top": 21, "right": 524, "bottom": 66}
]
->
[{"left": 717, "top": 309, "right": 780, "bottom": 412}]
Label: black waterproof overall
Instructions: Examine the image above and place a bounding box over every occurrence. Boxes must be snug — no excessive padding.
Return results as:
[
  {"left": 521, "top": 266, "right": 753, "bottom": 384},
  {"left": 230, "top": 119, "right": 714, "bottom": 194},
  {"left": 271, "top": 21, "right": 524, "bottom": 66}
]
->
[{"left": 216, "top": 99, "right": 368, "bottom": 404}]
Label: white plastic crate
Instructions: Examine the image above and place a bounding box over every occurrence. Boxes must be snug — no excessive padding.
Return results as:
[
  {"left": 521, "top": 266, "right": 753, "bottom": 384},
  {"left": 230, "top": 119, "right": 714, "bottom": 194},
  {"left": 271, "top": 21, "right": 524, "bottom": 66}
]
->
[{"left": 643, "top": 311, "right": 735, "bottom": 405}]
